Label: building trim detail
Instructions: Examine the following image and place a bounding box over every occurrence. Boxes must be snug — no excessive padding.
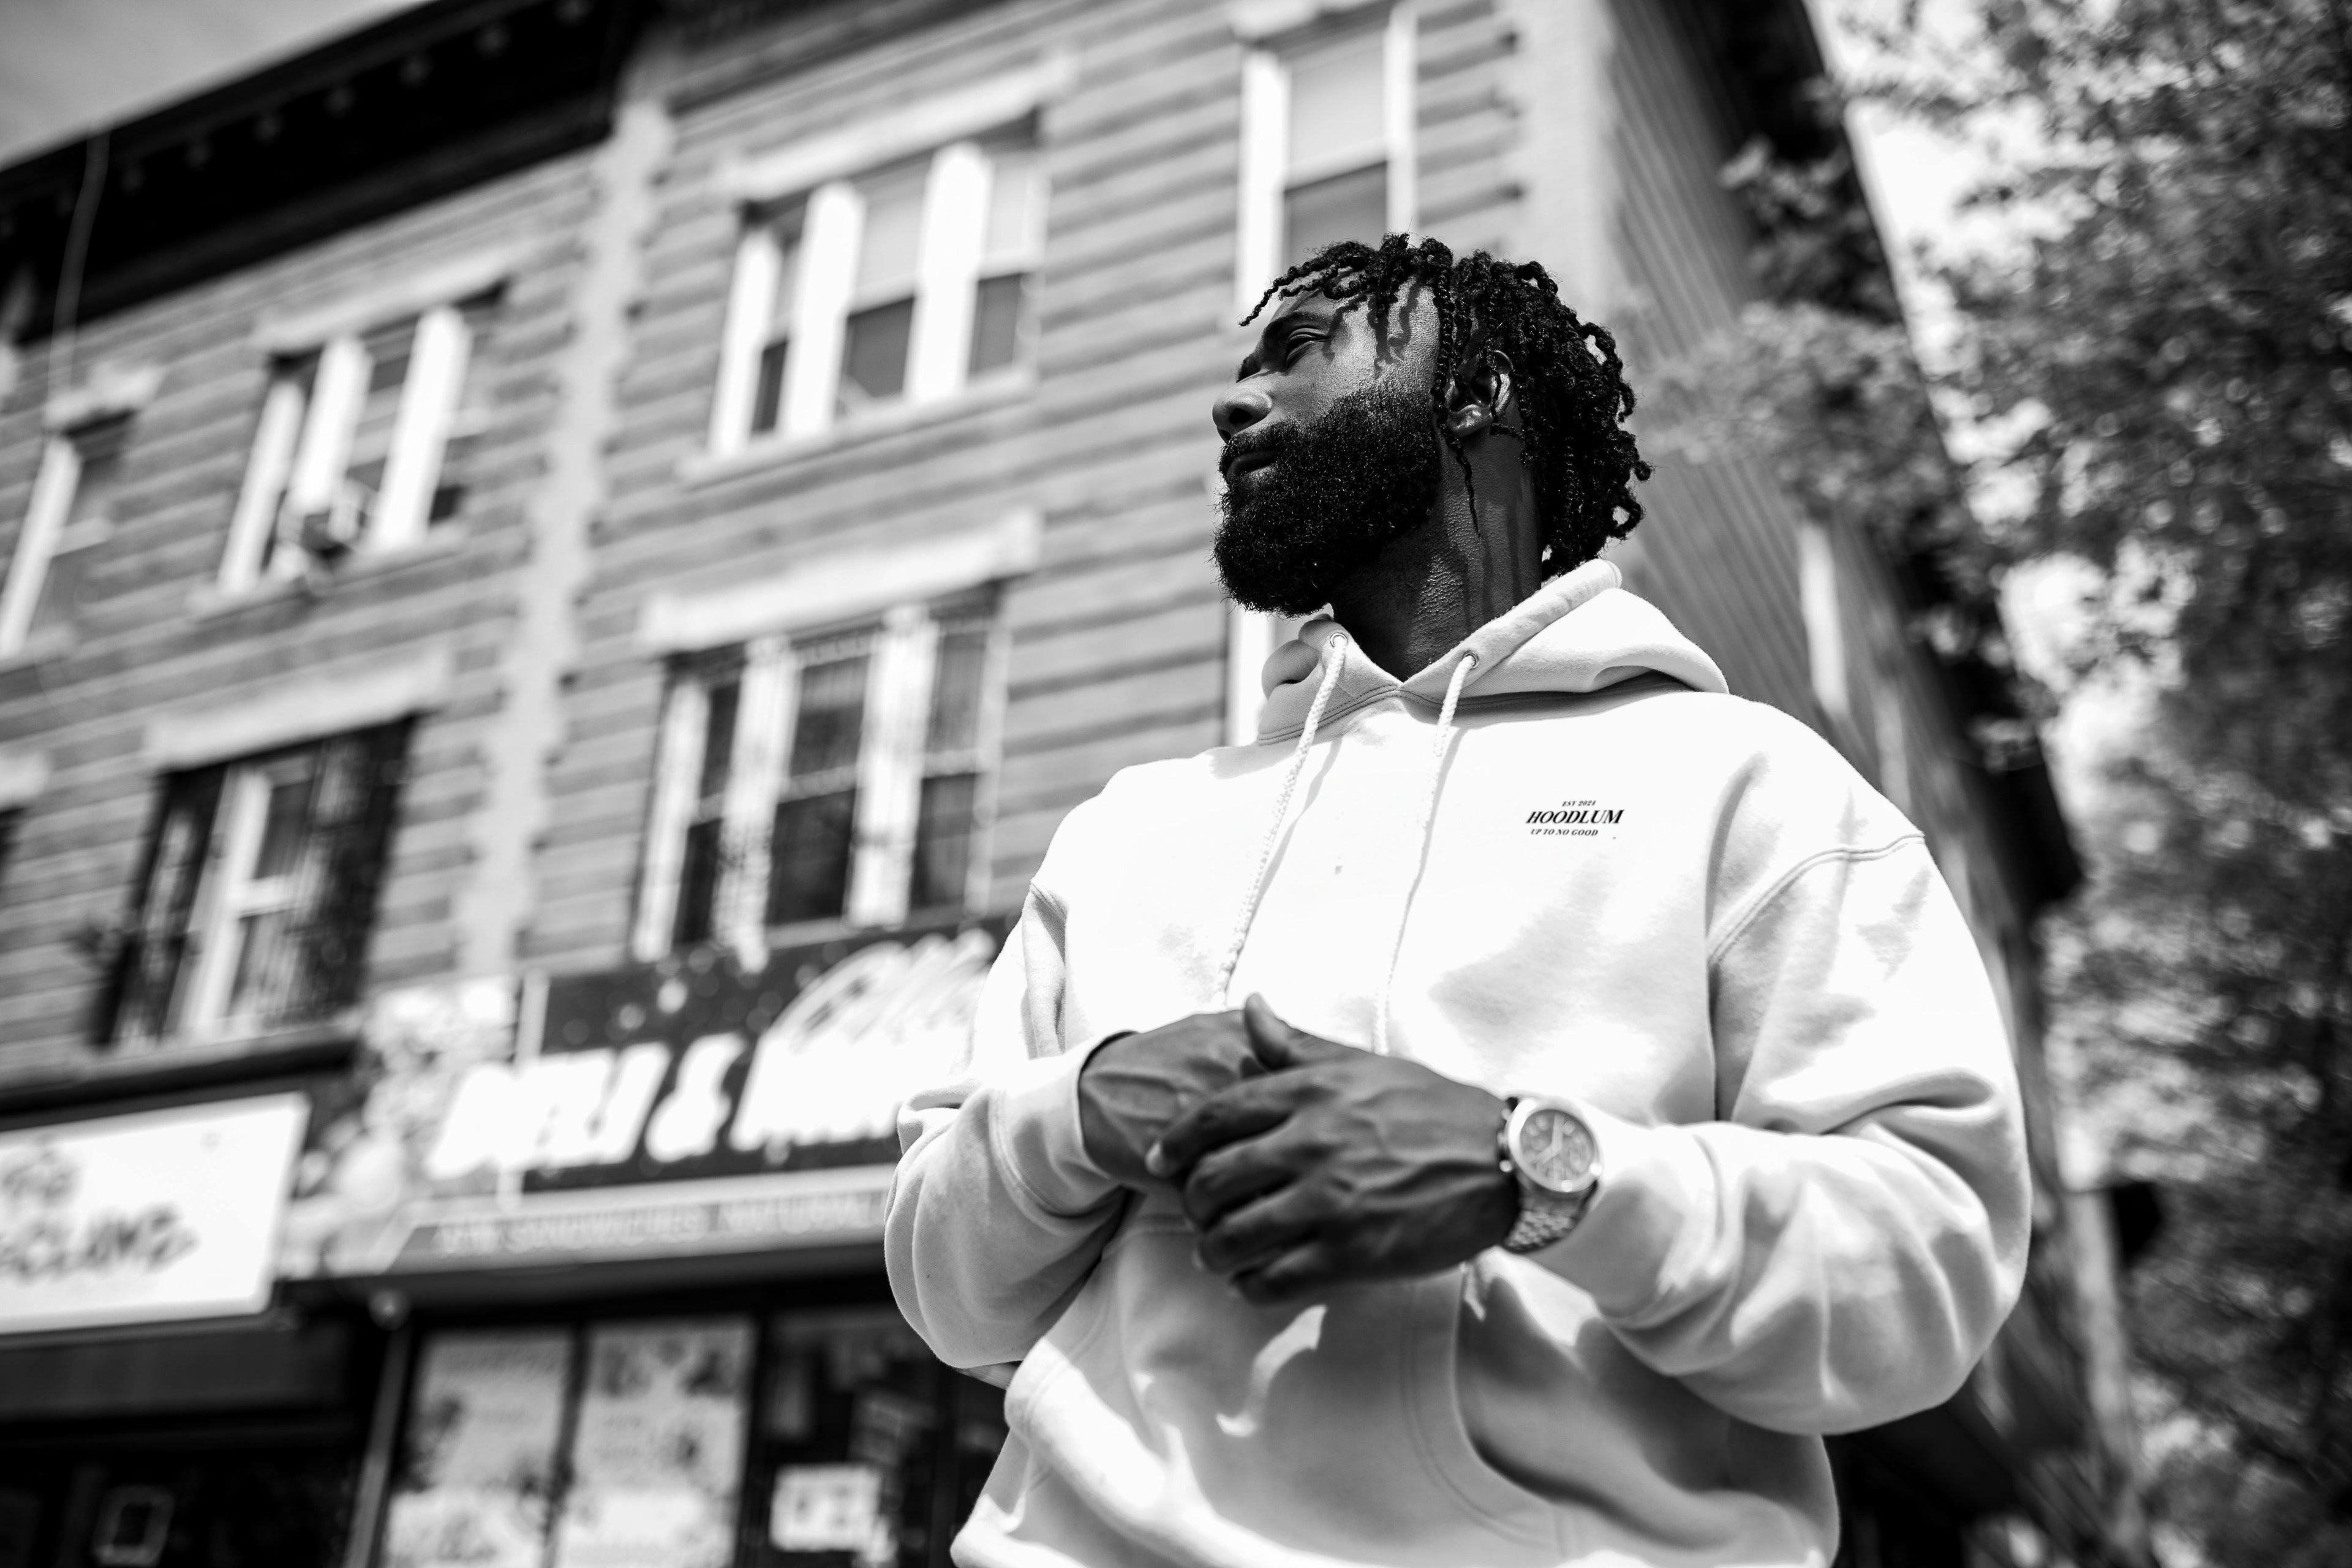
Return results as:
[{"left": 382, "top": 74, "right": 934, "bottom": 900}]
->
[
  {"left": 251, "top": 241, "right": 536, "bottom": 353},
  {"left": 712, "top": 53, "right": 1075, "bottom": 208},
  {"left": 638, "top": 507, "right": 1042, "bottom": 654},
  {"left": 0, "top": 747, "right": 50, "bottom": 810},
  {"left": 141, "top": 644, "right": 453, "bottom": 771}
]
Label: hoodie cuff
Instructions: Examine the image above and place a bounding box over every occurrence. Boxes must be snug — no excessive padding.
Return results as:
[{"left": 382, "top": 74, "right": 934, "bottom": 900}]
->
[
  {"left": 990, "top": 1031, "right": 1130, "bottom": 1219},
  {"left": 1525, "top": 1103, "right": 1721, "bottom": 1322}
]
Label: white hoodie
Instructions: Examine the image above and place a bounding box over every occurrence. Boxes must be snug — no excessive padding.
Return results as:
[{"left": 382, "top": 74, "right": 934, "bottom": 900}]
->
[{"left": 888, "top": 559, "right": 2029, "bottom": 1568}]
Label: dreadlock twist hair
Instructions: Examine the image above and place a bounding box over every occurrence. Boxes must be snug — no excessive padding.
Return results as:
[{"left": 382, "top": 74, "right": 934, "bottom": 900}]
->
[{"left": 1243, "top": 234, "right": 1651, "bottom": 576}]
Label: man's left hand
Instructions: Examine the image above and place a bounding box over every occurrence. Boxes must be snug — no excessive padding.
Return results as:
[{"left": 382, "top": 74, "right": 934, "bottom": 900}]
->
[{"left": 1146, "top": 995, "right": 1518, "bottom": 1305}]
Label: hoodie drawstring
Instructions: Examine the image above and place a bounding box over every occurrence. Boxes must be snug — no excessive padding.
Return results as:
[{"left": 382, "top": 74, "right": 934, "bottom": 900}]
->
[
  {"left": 1371, "top": 650, "right": 1476, "bottom": 1055},
  {"left": 1216, "top": 632, "right": 1348, "bottom": 1006}
]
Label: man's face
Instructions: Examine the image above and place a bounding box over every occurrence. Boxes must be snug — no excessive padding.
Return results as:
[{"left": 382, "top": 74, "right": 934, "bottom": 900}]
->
[{"left": 1212, "top": 288, "right": 1444, "bottom": 616}]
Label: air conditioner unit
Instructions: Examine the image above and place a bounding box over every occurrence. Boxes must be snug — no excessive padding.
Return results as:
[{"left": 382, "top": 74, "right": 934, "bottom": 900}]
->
[{"left": 293, "top": 481, "right": 371, "bottom": 564}]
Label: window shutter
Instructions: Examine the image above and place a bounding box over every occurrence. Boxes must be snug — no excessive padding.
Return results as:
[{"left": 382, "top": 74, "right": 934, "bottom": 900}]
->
[
  {"left": 283, "top": 722, "right": 409, "bottom": 1021},
  {"left": 104, "top": 766, "right": 226, "bottom": 1042}
]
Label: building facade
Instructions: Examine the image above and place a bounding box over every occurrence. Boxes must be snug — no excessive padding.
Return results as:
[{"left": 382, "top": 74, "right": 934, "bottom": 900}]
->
[{"left": 0, "top": 1, "right": 2133, "bottom": 1565}]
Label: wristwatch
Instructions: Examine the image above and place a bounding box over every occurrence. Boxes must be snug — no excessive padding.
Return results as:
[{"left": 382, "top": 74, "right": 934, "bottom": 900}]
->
[{"left": 1497, "top": 1096, "right": 1601, "bottom": 1253}]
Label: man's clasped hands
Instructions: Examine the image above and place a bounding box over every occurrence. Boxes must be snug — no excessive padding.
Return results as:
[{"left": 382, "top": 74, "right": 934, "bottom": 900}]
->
[{"left": 1073, "top": 995, "right": 1521, "bottom": 1305}]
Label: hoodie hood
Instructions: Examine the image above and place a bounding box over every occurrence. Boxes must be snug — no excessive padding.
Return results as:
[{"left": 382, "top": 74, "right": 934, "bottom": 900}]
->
[{"left": 1253, "top": 558, "right": 1728, "bottom": 742}]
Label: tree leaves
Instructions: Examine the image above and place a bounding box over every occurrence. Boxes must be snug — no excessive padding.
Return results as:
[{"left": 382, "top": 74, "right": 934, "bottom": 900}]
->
[{"left": 1657, "top": 2, "right": 2352, "bottom": 1556}]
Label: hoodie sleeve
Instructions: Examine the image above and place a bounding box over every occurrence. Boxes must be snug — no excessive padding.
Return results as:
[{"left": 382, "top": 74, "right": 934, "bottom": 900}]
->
[
  {"left": 886, "top": 875, "right": 1130, "bottom": 1370},
  {"left": 1535, "top": 733, "right": 2030, "bottom": 1436}
]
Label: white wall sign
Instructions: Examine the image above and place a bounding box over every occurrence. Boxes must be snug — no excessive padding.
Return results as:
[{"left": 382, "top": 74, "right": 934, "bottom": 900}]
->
[{"left": 0, "top": 1094, "right": 307, "bottom": 1335}]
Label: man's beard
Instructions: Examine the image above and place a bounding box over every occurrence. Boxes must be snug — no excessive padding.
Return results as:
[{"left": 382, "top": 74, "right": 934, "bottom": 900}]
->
[{"left": 1213, "top": 377, "right": 1442, "bottom": 616}]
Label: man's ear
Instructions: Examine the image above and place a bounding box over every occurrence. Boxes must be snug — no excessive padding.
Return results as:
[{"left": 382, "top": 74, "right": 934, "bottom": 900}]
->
[{"left": 1444, "top": 349, "right": 1516, "bottom": 440}]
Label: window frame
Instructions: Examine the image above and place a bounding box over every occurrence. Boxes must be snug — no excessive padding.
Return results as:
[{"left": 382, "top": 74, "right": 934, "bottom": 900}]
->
[
  {"left": 710, "top": 130, "right": 1045, "bottom": 457},
  {"left": 107, "top": 723, "right": 408, "bottom": 1046},
  {"left": 1, "top": 410, "right": 134, "bottom": 658},
  {"left": 219, "top": 295, "right": 489, "bottom": 594},
  {"left": 1234, "top": 3, "right": 1417, "bottom": 316},
  {"left": 633, "top": 597, "right": 1009, "bottom": 963}
]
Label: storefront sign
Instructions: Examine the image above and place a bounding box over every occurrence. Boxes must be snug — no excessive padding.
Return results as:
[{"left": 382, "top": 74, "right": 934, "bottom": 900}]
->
[
  {"left": 0, "top": 1095, "right": 307, "bottom": 1335},
  {"left": 281, "top": 919, "right": 1002, "bottom": 1277}
]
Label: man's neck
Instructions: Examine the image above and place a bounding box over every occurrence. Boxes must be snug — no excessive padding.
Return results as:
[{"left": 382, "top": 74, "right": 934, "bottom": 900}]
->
[{"left": 1329, "top": 453, "right": 1543, "bottom": 680}]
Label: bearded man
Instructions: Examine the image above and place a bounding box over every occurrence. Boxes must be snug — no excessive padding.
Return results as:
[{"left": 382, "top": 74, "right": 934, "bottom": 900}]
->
[{"left": 886, "top": 236, "right": 2028, "bottom": 1568}]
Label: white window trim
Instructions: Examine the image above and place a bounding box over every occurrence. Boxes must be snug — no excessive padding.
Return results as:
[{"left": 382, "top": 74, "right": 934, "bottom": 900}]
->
[
  {"left": 143, "top": 643, "right": 451, "bottom": 771},
  {"left": 638, "top": 507, "right": 1041, "bottom": 655},
  {"left": 2, "top": 367, "right": 156, "bottom": 657},
  {"left": 43, "top": 362, "right": 162, "bottom": 432},
  {"left": 846, "top": 605, "right": 940, "bottom": 929},
  {"left": 710, "top": 137, "right": 1041, "bottom": 456},
  {"left": 221, "top": 289, "right": 487, "bottom": 594},
  {"left": 177, "top": 754, "right": 309, "bottom": 1039},
  {"left": 633, "top": 606, "right": 995, "bottom": 962},
  {"left": 713, "top": 55, "right": 1074, "bottom": 208},
  {"left": 0, "top": 747, "right": 49, "bottom": 810},
  {"left": 0, "top": 436, "right": 83, "bottom": 657},
  {"left": 632, "top": 523, "right": 1028, "bottom": 962},
  {"left": 251, "top": 244, "right": 527, "bottom": 353},
  {"left": 719, "top": 636, "right": 796, "bottom": 956},
  {"left": 630, "top": 674, "right": 709, "bottom": 962},
  {"left": 1798, "top": 520, "right": 1850, "bottom": 726},
  {"left": 1234, "top": 2, "right": 1417, "bottom": 317}
]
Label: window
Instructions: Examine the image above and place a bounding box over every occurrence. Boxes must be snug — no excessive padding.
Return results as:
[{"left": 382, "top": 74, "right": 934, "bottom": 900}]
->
[
  {"left": 106, "top": 723, "right": 407, "bottom": 1044},
  {"left": 636, "top": 600, "right": 1002, "bottom": 959},
  {"left": 0, "top": 415, "right": 129, "bottom": 655},
  {"left": 382, "top": 1310, "right": 1006, "bottom": 1568},
  {"left": 1236, "top": 7, "right": 1415, "bottom": 309},
  {"left": 219, "top": 293, "right": 496, "bottom": 592},
  {"left": 714, "top": 129, "right": 1046, "bottom": 453}
]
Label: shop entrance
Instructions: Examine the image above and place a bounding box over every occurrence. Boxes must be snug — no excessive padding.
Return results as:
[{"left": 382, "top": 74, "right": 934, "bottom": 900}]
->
[
  {"left": 0, "top": 1438, "right": 356, "bottom": 1568},
  {"left": 374, "top": 1288, "right": 1006, "bottom": 1568}
]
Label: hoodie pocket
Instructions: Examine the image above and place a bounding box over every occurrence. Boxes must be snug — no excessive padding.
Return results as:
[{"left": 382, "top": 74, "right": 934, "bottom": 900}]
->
[{"left": 1403, "top": 1271, "right": 1575, "bottom": 1557}]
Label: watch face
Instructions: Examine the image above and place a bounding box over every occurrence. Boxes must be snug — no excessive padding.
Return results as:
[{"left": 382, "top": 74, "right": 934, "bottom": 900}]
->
[{"left": 1516, "top": 1107, "right": 1597, "bottom": 1193}]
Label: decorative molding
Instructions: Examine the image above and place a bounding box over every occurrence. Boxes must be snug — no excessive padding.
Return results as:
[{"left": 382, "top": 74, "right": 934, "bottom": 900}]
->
[
  {"left": 143, "top": 643, "right": 453, "bottom": 771},
  {"left": 1227, "top": 0, "right": 1388, "bottom": 43},
  {"left": 45, "top": 362, "right": 165, "bottom": 431},
  {"left": 679, "top": 371, "right": 1033, "bottom": 485},
  {"left": 639, "top": 508, "right": 1042, "bottom": 655},
  {"left": 714, "top": 53, "right": 1076, "bottom": 206},
  {"left": 252, "top": 242, "right": 532, "bottom": 352},
  {"left": 0, "top": 748, "right": 50, "bottom": 810}
]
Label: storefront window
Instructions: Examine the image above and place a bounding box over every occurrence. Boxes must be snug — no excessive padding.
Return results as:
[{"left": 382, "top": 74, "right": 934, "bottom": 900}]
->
[
  {"left": 380, "top": 1310, "right": 1003, "bottom": 1568},
  {"left": 0, "top": 1447, "right": 356, "bottom": 1567},
  {"left": 750, "top": 1310, "right": 1003, "bottom": 1568}
]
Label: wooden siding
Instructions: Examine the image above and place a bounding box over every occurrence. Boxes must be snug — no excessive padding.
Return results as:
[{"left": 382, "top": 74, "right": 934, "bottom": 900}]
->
[
  {"left": 1601, "top": 0, "right": 1813, "bottom": 717},
  {"left": 0, "top": 148, "right": 603, "bottom": 1078},
  {"left": 0, "top": 0, "right": 2046, "bottom": 1092},
  {"left": 529, "top": 0, "right": 1533, "bottom": 971}
]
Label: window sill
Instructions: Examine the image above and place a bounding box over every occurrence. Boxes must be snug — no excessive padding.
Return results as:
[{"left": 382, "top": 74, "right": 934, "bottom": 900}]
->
[
  {"left": 679, "top": 371, "right": 1035, "bottom": 489},
  {"left": 0, "top": 625, "right": 77, "bottom": 673},
  {"left": 186, "top": 527, "right": 472, "bottom": 620},
  {"left": 0, "top": 1016, "right": 359, "bottom": 1119}
]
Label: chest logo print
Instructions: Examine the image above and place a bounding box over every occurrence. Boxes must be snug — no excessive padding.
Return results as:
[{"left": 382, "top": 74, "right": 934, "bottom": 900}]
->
[{"left": 1526, "top": 799, "right": 1624, "bottom": 838}]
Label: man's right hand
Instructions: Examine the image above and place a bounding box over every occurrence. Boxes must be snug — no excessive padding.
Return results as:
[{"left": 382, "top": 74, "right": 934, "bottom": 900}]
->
[{"left": 1077, "top": 1012, "right": 1264, "bottom": 1189}]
